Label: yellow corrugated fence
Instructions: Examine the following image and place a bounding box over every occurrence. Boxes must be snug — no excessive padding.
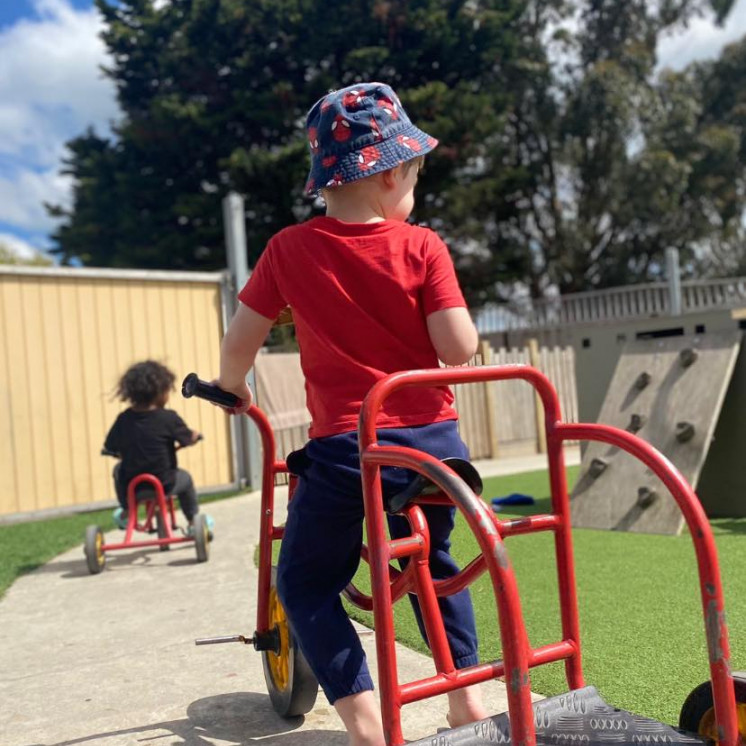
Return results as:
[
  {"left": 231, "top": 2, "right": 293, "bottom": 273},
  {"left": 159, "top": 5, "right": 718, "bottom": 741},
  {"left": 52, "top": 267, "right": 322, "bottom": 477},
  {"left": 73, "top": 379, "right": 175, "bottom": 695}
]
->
[{"left": 0, "top": 266, "right": 234, "bottom": 518}]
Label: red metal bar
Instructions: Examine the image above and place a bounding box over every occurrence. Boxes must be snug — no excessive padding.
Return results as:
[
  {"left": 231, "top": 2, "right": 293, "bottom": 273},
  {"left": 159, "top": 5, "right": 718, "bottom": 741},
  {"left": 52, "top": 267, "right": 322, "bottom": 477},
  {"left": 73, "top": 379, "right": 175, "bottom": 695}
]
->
[
  {"left": 558, "top": 422, "right": 739, "bottom": 746},
  {"left": 529, "top": 640, "right": 577, "bottom": 668},
  {"left": 497, "top": 514, "right": 561, "bottom": 537},
  {"left": 400, "top": 641, "right": 576, "bottom": 706},
  {"left": 388, "top": 535, "right": 426, "bottom": 561},
  {"left": 102, "top": 537, "right": 193, "bottom": 550},
  {"left": 124, "top": 474, "right": 177, "bottom": 542},
  {"left": 246, "top": 404, "right": 281, "bottom": 635},
  {"left": 400, "top": 503, "right": 457, "bottom": 675},
  {"left": 361, "top": 443, "right": 536, "bottom": 746}
]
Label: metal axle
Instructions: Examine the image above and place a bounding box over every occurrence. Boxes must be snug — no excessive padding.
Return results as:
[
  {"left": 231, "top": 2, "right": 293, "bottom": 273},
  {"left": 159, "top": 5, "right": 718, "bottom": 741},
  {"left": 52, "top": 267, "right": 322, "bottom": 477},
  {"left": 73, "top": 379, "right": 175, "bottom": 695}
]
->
[{"left": 195, "top": 634, "right": 253, "bottom": 646}]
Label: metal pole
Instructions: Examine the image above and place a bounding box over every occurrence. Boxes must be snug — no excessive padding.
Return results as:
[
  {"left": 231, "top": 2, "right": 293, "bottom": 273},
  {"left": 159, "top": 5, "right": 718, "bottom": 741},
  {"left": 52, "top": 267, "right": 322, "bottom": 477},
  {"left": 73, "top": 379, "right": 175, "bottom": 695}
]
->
[
  {"left": 666, "top": 247, "right": 682, "bottom": 317},
  {"left": 222, "top": 191, "right": 263, "bottom": 491}
]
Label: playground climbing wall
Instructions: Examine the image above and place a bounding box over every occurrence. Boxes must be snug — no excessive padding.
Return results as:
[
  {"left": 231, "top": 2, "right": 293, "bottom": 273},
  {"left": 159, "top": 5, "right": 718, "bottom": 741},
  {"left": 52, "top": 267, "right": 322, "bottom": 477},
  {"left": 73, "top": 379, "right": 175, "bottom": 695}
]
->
[{"left": 570, "top": 331, "right": 742, "bottom": 535}]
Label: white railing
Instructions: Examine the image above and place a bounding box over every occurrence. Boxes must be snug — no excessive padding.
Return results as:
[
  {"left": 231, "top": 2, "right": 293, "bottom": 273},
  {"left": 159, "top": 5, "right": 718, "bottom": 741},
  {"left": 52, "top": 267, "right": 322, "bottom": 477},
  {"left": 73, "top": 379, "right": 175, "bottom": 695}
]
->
[{"left": 475, "top": 277, "right": 746, "bottom": 333}]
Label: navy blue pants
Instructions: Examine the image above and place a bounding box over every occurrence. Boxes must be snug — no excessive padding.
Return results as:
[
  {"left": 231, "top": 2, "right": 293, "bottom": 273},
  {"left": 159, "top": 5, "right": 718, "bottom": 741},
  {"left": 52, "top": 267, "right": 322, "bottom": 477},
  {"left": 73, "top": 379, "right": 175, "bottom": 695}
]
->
[{"left": 276, "top": 420, "right": 479, "bottom": 704}]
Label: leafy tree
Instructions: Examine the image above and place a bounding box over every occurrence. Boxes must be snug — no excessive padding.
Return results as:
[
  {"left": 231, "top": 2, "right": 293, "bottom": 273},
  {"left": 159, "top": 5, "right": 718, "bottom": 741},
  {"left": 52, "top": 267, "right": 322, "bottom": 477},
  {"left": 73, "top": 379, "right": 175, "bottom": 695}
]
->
[
  {"left": 452, "top": 0, "right": 742, "bottom": 300},
  {"left": 49, "top": 0, "right": 527, "bottom": 282},
  {"left": 49, "top": 0, "right": 740, "bottom": 303}
]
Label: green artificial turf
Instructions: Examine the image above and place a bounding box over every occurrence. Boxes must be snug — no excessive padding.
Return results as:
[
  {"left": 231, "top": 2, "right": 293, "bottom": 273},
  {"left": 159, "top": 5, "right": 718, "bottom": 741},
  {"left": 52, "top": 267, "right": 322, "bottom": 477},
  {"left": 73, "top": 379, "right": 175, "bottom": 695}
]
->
[
  {"left": 0, "top": 489, "right": 246, "bottom": 599},
  {"left": 338, "top": 466, "right": 746, "bottom": 726}
]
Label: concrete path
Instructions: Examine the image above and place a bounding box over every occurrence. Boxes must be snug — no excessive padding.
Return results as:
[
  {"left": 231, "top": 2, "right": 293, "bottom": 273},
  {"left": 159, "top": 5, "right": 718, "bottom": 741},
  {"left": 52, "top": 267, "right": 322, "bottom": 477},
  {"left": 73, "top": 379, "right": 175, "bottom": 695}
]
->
[{"left": 0, "top": 450, "right": 579, "bottom": 746}]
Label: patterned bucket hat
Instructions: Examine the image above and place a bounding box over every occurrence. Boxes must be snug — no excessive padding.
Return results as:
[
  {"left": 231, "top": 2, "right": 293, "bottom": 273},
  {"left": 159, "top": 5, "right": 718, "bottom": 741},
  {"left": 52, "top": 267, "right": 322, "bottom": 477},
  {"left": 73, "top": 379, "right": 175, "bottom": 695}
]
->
[{"left": 304, "top": 82, "right": 438, "bottom": 195}]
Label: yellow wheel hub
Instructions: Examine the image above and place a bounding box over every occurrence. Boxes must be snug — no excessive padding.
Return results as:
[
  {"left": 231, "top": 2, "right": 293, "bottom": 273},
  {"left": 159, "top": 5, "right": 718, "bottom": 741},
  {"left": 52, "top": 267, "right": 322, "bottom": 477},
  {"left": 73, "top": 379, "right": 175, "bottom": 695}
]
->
[
  {"left": 699, "top": 702, "right": 746, "bottom": 743},
  {"left": 266, "top": 586, "right": 290, "bottom": 690},
  {"left": 95, "top": 532, "right": 104, "bottom": 566}
]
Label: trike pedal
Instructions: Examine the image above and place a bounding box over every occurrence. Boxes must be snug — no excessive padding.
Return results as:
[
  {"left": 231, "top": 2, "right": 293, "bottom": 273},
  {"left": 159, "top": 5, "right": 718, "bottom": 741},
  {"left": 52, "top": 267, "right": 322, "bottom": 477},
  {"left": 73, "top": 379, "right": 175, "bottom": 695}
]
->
[{"left": 194, "top": 629, "right": 280, "bottom": 655}]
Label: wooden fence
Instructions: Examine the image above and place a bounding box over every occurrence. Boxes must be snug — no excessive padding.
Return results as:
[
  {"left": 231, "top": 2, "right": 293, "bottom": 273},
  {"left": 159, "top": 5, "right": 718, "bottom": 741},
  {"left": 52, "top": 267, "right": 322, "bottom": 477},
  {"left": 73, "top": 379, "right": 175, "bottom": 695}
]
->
[
  {"left": 261, "top": 339, "right": 578, "bottom": 468},
  {"left": 453, "top": 340, "right": 578, "bottom": 459}
]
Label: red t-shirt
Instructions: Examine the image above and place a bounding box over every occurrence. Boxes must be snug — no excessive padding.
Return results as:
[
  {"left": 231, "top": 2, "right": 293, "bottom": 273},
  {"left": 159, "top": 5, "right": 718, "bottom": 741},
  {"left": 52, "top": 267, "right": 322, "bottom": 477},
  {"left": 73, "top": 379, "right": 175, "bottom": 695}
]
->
[{"left": 238, "top": 216, "right": 467, "bottom": 438}]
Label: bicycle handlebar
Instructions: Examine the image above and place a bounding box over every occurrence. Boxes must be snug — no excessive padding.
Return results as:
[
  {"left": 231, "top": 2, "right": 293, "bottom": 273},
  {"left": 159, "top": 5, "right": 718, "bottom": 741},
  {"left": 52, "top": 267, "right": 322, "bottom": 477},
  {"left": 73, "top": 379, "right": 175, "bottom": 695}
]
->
[{"left": 181, "top": 373, "right": 242, "bottom": 409}]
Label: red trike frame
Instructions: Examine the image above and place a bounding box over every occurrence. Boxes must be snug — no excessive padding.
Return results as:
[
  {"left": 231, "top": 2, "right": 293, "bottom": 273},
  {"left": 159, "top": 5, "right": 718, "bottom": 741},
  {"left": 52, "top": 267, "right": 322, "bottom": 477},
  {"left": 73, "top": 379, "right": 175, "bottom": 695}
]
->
[
  {"left": 247, "top": 364, "right": 738, "bottom": 746},
  {"left": 101, "top": 474, "right": 193, "bottom": 552}
]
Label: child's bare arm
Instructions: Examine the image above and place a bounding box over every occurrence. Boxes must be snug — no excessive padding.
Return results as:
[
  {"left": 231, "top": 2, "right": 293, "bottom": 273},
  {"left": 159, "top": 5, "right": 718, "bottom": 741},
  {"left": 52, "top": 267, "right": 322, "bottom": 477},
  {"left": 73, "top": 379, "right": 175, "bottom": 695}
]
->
[
  {"left": 426, "top": 307, "right": 479, "bottom": 366},
  {"left": 218, "top": 303, "right": 275, "bottom": 400}
]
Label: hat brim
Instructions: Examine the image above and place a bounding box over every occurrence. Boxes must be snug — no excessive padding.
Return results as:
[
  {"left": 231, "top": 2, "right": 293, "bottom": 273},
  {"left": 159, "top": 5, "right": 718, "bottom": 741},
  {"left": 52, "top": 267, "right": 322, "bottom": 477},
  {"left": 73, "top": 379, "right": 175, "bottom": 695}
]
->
[{"left": 305, "top": 124, "right": 438, "bottom": 195}]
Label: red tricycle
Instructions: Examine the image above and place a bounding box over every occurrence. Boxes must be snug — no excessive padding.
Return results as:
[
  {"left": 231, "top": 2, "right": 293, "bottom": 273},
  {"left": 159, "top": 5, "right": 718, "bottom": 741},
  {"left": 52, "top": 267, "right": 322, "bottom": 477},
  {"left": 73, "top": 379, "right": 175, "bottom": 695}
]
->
[
  {"left": 182, "top": 367, "right": 746, "bottom": 746},
  {"left": 84, "top": 447, "right": 211, "bottom": 574}
]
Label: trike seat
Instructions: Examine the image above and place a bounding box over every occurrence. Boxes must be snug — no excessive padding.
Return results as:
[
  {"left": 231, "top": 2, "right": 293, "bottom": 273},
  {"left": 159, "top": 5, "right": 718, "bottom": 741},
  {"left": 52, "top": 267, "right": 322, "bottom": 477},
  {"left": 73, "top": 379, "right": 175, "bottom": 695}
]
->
[
  {"left": 130, "top": 484, "right": 162, "bottom": 501},
  {"left": 285, "top": 449, "right": 482, "bottom": 515},
  {"left": 385, "top": 457, "right": 483, "bottom": 514},
  {"left": 407, "top": 686, "right": 710, "bottom": 746}
]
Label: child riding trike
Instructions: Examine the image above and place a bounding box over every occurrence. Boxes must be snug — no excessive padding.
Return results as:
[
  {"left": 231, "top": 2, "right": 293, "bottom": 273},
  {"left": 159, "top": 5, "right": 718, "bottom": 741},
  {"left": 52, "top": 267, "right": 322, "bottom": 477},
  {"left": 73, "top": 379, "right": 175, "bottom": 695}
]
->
[
  {"left": 83, "top": 444, "right": 211, "bottom": 574},
  {"left": 182, "top": 366, "right": 744, "bottom": 746}
]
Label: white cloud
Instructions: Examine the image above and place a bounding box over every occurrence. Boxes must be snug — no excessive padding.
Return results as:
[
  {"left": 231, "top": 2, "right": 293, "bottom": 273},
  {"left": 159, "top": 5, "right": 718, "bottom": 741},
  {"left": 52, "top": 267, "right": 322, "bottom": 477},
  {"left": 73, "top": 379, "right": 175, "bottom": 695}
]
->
[
  {"left": 0, "top": 232, "right": 45, "bottom": 259},
  {"left": 0, "top": 0, "right": 119, "bottom": 234},
  {"left": 658, "top": 0, "right": 746, "bottom": 70},
  {"left": 0, "top": 166, "right": 72, "bottom": 231}
]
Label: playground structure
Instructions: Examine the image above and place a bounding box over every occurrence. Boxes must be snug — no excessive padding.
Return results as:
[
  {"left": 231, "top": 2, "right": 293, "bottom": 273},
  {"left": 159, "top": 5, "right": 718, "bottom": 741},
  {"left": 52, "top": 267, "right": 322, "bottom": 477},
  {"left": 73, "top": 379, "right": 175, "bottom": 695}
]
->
[
  {"left": 182, "top": 367, "right": 742, "bottom": 746},
  {"left": 482, "top": 303, "right": 746, "bottom": 531},
  {"left": 570, "top": 330, "right": 741, "bottom": 534}
]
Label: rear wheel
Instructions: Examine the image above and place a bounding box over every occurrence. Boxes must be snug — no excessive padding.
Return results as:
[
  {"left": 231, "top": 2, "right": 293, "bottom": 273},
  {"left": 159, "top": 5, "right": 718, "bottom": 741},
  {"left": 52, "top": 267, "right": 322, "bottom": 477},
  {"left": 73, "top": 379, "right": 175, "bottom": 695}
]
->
[
  {"left": 261, "top": 567, "right": 318, "bottom": 717},
  {"left": 84, "top": 525, "right": 106, "bottom": 574},
  {"left": 193, "top": 513, "right": 210, "bottom": 563},
  {"left": 155, "top": 506, "right": 170, "bottom": 551},
  {"left": 679, "top": 675, "right": 746, "bottom": 742}
]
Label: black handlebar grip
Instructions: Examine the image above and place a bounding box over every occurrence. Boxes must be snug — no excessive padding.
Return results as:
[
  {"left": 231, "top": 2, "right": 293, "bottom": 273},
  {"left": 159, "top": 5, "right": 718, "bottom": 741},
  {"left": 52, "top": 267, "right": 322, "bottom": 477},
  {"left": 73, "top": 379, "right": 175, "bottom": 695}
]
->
[{"left": 181, "top": 373, "right": 242, "bottom": 409}]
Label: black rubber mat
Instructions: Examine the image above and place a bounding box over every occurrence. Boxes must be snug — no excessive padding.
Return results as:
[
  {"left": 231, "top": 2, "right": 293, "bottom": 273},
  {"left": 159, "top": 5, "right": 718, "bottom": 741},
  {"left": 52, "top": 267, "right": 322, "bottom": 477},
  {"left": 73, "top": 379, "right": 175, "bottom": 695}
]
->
[{"left": 407, "top": 686, "right": 711, "bottom": 746}]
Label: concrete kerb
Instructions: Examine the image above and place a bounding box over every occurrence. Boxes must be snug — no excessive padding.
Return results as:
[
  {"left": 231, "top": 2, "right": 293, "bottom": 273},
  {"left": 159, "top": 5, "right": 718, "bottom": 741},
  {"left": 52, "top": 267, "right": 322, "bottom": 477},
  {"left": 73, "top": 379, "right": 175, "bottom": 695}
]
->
[{"left": 0, "top": 451, "right": 576, "bottom": 746}]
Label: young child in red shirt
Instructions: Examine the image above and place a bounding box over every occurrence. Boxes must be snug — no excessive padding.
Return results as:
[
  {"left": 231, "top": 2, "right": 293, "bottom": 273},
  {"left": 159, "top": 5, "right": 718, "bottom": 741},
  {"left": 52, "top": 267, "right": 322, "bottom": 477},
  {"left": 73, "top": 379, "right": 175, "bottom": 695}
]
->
[{"left": 216, "top": 82, "right": 486, "bottom": 746}]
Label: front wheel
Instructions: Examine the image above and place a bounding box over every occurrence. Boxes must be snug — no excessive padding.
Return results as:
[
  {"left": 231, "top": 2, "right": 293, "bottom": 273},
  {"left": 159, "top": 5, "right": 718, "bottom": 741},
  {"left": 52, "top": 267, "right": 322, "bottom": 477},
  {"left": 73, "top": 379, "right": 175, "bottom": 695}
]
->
[
  {"left": 193, "top": 513, "right": 210, "bottom": 563},
  {"left": 84, "top": 525, "right": 106, "bottom": 574},
  {"left": 261, "top": 567, "right": 318, "bottom": 717},
  {"left": 679, "top": 675, "right": 746, "bottom": 742}
]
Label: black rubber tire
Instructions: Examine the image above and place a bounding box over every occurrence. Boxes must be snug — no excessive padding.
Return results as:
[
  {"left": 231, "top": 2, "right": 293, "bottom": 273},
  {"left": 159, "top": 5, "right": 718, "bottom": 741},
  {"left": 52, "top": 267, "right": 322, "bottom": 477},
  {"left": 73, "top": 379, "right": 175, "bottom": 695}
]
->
[
  {"left": 193, "top": 513, "right": 210, "bottom": 563},
  {"left": 679, "top": 675, "right": 746, "bottom": 736},
  {"left": 156, "top": 507, "right": 170, "bottom": 551},
  {"left": 84, "top": 525, "right": 106, "bottom": 574},
  {"left": 261, "top": 567, "right": 318, "bottom": 717}
]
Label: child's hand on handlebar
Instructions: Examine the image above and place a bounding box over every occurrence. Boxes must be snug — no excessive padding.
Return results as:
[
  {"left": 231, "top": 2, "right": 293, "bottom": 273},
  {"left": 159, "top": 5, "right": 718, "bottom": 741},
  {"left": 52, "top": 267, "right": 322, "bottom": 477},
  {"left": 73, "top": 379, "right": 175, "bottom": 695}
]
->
[{"left": 211, "top": 379, "right": 253, "bottom": 415}]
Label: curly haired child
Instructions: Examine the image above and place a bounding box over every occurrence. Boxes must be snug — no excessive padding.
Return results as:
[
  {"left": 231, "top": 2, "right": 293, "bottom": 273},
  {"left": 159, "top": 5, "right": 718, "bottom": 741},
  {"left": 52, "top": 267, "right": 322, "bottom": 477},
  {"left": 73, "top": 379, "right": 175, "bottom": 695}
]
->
[{"left": 104, "top": 360, "right": 208, "bottom": 532}]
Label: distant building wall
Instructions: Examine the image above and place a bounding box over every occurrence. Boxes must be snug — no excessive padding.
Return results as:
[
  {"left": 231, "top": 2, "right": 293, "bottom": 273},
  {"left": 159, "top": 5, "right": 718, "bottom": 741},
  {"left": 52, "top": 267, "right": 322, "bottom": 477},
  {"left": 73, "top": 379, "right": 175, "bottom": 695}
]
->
[{"left": 0, "top": 266, "right": 235, "bottom": 518}]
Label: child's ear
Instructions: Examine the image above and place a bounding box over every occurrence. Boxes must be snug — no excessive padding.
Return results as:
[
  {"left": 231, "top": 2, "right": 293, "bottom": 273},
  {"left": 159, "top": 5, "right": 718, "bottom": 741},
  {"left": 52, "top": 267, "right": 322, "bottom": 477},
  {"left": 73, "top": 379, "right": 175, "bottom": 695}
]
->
[{"left": 380, "top": 167, "right": 400, "bottom": 190}]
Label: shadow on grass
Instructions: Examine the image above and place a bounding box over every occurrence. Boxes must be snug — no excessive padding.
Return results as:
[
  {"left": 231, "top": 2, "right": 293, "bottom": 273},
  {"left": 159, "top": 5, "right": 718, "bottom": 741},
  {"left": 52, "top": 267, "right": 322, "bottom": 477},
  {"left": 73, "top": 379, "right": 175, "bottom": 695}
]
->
[
  {"left": 44, "top": 691, "right": 346, "bottom": 746},
  {"left": 710, "top": 518, "right": 746, "bottom": 536}
]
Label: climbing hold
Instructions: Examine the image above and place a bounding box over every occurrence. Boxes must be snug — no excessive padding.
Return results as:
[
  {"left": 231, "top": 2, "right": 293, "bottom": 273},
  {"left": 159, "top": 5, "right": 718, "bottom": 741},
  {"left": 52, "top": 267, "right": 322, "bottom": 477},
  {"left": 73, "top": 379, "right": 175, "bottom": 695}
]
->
[
  {"left": 637, "top": 486, "right": 658, "bottom": 509},
  {"left": 628, "top": 413, "right": 646, "bottom": 433},
  {"left": 680, "top": 348, "right": 698, "bottom": 368},
  {"left": 634, "top": 372, "right": 651, "bottom": 390},
  {"left": 589, "top": 458, "right": 608, "bottom": 478},
  {"left": 676, "top": 422, "right": 695, "bottom": 443}
]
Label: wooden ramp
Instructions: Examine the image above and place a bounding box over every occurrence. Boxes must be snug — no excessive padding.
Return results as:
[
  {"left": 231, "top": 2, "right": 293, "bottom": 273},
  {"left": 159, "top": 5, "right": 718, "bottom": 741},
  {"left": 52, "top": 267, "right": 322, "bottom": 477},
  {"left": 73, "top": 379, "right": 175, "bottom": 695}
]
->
[{"left": 570, "top": 331, "right": 741, "bottom": 535}]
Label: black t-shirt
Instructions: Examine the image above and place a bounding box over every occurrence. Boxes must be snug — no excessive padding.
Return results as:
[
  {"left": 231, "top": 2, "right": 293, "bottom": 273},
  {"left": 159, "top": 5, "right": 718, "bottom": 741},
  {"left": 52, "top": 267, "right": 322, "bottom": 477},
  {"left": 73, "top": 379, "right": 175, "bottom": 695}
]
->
[{"left": 104, "top": 408, "right": 193, "bottom": 490}]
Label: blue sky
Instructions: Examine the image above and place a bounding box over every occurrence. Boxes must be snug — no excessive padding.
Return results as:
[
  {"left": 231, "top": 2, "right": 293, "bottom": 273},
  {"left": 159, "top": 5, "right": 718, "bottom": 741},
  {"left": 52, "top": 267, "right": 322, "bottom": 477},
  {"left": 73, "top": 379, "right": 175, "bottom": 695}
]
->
[{"left": 1, "top": 0, "right": 746, "bottom": 260}]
